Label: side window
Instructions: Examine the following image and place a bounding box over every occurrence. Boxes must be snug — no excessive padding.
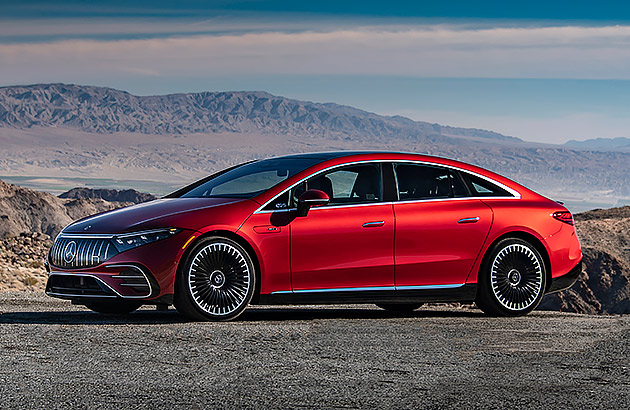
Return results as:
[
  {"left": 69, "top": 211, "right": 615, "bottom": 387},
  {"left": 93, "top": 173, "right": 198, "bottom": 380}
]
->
[
  {"left": 394, "top": 164, "right": 468, "bottom": 200},
  {"left": 465, "top": 174, "right": 512, "bottom": 197},
  {"left": 291, "top": 164, "right": 382, "bottom": 206},
  {"left": 451, "top": 171, "right": 469, "bottom": 198}
]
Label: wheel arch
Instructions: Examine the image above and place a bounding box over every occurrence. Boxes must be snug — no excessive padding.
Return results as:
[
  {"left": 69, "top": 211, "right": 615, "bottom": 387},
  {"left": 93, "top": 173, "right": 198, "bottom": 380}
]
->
[{"left": 478, "top": 230, "right": 552, "bottom": 292}]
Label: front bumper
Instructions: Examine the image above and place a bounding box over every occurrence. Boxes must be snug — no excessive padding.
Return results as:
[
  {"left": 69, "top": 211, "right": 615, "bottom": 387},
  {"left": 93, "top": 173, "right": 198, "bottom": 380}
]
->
[
  {"left": 45, "top": 229, "right": 195, "bottom": 301},
  {"left": 547, "top": 260, "right": 582, "bottom": 294},
  {"left": 46, "top": 264, "right": 157, "bottom": 300}
]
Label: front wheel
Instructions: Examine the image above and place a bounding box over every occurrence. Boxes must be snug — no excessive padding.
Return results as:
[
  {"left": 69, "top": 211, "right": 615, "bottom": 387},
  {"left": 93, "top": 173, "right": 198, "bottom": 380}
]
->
[
  {"left": 174, "top": 236, "right": 256, "bottom": 321},
  {"left": 476, "top": 238, "right": 546, "bottom": 317}
]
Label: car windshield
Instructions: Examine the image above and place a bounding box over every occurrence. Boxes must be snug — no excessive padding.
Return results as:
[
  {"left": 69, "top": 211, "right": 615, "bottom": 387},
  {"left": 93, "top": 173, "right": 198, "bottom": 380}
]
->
[{"left": 178, "top": 158, "right": 322, "bottom": 199}]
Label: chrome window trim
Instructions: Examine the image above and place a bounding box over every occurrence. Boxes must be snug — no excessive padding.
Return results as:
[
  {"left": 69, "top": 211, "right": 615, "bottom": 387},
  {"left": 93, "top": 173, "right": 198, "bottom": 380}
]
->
[
  {"left": 47, "top": 265, "right": 153, "bottom": 299},
  {"left": 270, "top": 283, "right": 464, "bottom": 294},
  {"left": 253, "top": 159, "right": 521, "bottom": 214},
  {"left": 254, "top": 195, "right": 520, "bottom": 214},
  {"left": 394, "top": 160, "right": 522, "bottom": 198}
]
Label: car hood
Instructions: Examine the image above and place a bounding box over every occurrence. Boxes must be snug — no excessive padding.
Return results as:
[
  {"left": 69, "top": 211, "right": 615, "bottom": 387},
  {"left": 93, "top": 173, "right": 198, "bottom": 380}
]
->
[{"left": 62, "top": 198, "right": 252, "bottom": 234}]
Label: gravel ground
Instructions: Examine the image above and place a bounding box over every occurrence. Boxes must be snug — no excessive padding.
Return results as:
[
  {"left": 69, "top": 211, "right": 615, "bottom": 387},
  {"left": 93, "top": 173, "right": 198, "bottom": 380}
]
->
[{"left": 0, "top": 292, "right": 629, "bottom": 409}]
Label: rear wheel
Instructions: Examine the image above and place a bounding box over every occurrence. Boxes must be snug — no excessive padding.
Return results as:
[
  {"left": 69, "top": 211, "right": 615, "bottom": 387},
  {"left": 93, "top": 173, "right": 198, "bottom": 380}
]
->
[
  {"left": 84, "top": 301, "right": 142, "bottom": 314},
  {"left": 476, "top": 238, "right": 546, "bottom": 316},
  {"left": 376, "top": 303, "right": 423, "bottom": 312},
  {"left": 174, "top": 236, "right": 256, "bottom": 321}
]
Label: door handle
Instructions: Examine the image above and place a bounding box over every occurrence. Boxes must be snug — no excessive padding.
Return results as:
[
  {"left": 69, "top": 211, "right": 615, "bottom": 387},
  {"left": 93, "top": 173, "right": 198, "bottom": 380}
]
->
[
  {"left": 458, "top": 217, "right": 480, "bottom": 224},
  {"left": 362, "top": 221, "right": 385, "bottom": 228}
]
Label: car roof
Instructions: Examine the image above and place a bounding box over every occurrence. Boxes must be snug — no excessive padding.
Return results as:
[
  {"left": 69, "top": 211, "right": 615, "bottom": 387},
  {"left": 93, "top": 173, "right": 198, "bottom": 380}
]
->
[{"left": 269, "top": 151, "right": 385, "bottom": 160}]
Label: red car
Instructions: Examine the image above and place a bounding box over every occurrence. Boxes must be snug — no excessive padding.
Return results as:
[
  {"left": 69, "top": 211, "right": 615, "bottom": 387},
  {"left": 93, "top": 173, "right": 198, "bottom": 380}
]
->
[{"left": 46, "top": 152, "right": 582, "bottom": 320}]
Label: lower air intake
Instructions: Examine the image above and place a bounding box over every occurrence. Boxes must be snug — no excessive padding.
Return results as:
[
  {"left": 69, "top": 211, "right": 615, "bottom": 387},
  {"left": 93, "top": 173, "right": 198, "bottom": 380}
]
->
[{"left": 46, "top": 274, "right": 116, "bottom": 298}]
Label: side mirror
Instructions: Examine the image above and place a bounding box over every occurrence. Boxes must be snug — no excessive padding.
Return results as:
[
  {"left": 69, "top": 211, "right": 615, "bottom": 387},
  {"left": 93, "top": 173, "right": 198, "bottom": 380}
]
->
[{"left": 296, "top": 189, "right": 329, "bottom": 217}]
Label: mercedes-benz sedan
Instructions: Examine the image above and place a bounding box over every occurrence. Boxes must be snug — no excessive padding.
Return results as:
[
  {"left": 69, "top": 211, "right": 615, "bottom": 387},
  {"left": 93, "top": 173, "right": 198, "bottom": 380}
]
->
[{"left": 46, "top": 152, "right": 582, "bottom": 320}]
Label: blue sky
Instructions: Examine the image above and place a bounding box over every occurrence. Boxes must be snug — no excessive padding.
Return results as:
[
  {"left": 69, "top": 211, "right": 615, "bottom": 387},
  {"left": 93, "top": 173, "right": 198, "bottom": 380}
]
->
[{"left": 2, "top": 1, "right": 630, "bottom": 143}]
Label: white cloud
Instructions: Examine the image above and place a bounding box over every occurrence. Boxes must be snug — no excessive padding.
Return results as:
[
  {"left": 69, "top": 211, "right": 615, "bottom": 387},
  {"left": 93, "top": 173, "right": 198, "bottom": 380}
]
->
[{"left": 3, "top": 25, "right": 630, "bottom": 83}]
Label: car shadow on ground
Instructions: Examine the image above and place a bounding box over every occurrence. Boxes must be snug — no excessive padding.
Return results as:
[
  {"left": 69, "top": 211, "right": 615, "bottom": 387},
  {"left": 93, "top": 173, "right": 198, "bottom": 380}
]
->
[{"left": 0, "top": 306, "right": 484, "bottom": 325}]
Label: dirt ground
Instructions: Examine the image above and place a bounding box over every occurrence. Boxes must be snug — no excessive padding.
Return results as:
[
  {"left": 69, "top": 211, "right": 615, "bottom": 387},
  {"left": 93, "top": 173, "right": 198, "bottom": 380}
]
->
[{"left": 0, "top": 292, "right": 628, "bottom": 409}]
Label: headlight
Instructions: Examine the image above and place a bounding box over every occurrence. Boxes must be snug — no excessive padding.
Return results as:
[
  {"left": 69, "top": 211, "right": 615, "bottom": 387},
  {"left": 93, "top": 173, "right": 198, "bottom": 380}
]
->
[{"left": 112, "top": 228, "right": 180, "bottom": 253}]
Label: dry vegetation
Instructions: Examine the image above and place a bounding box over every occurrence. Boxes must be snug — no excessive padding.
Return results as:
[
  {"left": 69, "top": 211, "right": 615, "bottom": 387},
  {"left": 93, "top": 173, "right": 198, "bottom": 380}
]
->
[{"left": 0, "top": 233, "right": 51, "bottom": 292}]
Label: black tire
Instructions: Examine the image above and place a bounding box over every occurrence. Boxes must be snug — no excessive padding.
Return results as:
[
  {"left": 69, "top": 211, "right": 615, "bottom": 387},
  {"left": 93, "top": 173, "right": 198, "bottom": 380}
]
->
[
  {"left": 376, "top": 303, "right": 423, "bottom": 312},
  {"left": 174, "top": 236, "right": 256, "bottom": 321},
  {"left": 84, "top": 301, "right": 142, "bottom": 314},
  {"left": 476, "top": 238, "right": 547, "bottom": 317}
]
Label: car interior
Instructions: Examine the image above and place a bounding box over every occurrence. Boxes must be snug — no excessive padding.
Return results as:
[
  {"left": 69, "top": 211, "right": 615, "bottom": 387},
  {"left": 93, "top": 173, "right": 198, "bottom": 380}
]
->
[{"left": 396, "top": 165, "right": 453, "bottom": 200}]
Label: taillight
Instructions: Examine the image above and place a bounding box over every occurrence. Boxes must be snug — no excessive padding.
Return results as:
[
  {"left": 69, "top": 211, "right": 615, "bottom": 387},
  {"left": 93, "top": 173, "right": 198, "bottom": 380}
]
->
[{"left": 552, "top": 211, "right": 574, "bottom": 225}]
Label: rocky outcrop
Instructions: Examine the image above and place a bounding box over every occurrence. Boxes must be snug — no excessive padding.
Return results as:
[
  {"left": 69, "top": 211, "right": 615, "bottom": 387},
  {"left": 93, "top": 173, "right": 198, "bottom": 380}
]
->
[
  {"left": 0, "top": 179, "right": 73, "bottom": 238},
  {"left": 0, "top": 179, "right": 134, "bottom": 238},
  {"left": 540, "top": 206, "right": 630, "bottom": 314},
  {"left": 59, "top": 187, "right": 156, "bottom": 204},
  {"left": 0, "top": 181, "right": 138, "bottom": 292}
]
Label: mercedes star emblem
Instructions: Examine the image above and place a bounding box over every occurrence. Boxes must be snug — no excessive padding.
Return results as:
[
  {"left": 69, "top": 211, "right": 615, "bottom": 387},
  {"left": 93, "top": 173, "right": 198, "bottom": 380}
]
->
[{"left": 63, "top": 241, "right": 77, "bottom": 264}]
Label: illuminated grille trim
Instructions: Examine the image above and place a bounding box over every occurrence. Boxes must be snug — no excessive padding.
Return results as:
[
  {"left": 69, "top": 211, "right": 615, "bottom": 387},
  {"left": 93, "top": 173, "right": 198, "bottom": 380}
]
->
[{"left": 49, "top": 236, "right": 118, "bottom": 269}]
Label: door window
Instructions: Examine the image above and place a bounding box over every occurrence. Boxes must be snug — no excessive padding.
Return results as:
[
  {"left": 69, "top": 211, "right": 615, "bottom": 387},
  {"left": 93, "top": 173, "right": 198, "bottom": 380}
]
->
[
  {"left": 292, "top": 163, "right": 382, "bottom": 206},
  {"left": 394, "top": 164, "right": 468, "bottom": 200}
]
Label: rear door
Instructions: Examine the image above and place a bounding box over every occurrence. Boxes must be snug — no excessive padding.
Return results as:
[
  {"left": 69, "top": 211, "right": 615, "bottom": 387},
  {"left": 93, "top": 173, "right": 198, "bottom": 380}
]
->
[{"left": 392, "top": 163, "right": 493, "bottom": 287}]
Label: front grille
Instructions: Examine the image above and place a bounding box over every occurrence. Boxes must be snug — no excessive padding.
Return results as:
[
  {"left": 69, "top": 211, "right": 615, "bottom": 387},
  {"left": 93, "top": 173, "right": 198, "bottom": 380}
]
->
[
  {"left": 46, "top": 274, "right": 116, "bottom": 297},
  {"left": 49, "top": 236, "right": 118, "bottom": 269}
]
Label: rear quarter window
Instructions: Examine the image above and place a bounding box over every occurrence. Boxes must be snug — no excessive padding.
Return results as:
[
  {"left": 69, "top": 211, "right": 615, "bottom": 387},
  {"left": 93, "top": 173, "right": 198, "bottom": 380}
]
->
[{"left": 464, "top": 174, "right": 513, "bottom": 197}]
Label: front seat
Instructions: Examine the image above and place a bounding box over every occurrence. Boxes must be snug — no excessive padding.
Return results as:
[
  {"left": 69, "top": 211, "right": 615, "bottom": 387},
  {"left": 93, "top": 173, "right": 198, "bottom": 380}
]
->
[
  {"left": 308, "top": 175, "right": 334, "bottom": 198},
  {"left": 351, "top": 167, "right": 379, "bottom": 201}
]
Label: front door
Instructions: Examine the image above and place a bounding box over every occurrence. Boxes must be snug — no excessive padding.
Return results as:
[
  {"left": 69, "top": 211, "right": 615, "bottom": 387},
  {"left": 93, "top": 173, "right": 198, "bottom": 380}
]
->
[{"left": 290, "top": 163, "right": 395, "bottom": 291}]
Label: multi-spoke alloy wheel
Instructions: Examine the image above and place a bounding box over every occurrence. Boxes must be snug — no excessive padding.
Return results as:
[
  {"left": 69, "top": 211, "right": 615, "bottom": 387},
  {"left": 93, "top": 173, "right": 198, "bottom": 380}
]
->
[
  {"left": 490, "top": 243, "right": 543, "bottom": 311},
  {"left": 175, "top": 237, "right": 255, "bottom": 321},
  {"left": 476, "top": 238, "right": 546, "bottom": 316}
]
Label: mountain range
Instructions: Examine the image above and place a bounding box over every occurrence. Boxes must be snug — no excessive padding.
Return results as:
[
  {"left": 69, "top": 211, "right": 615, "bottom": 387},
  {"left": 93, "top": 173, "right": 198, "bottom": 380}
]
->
[
  {"left": 0, "top": 83, "right": 629, "bottom": 211},
  {"left": 0, "top": 83, "right": 516, "bottom": 141},
  {"left": 564, "top": 137, "right": 630, "bottom": 152}
]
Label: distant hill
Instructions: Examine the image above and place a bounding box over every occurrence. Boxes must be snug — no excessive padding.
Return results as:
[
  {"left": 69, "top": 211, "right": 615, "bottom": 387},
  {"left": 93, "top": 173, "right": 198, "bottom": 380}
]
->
[
  {"left": 564, "top": 137, "right": 630, "bottom": 152},
  {"left": 59, "top": 187, "right": 156, "bottom": 204}
]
